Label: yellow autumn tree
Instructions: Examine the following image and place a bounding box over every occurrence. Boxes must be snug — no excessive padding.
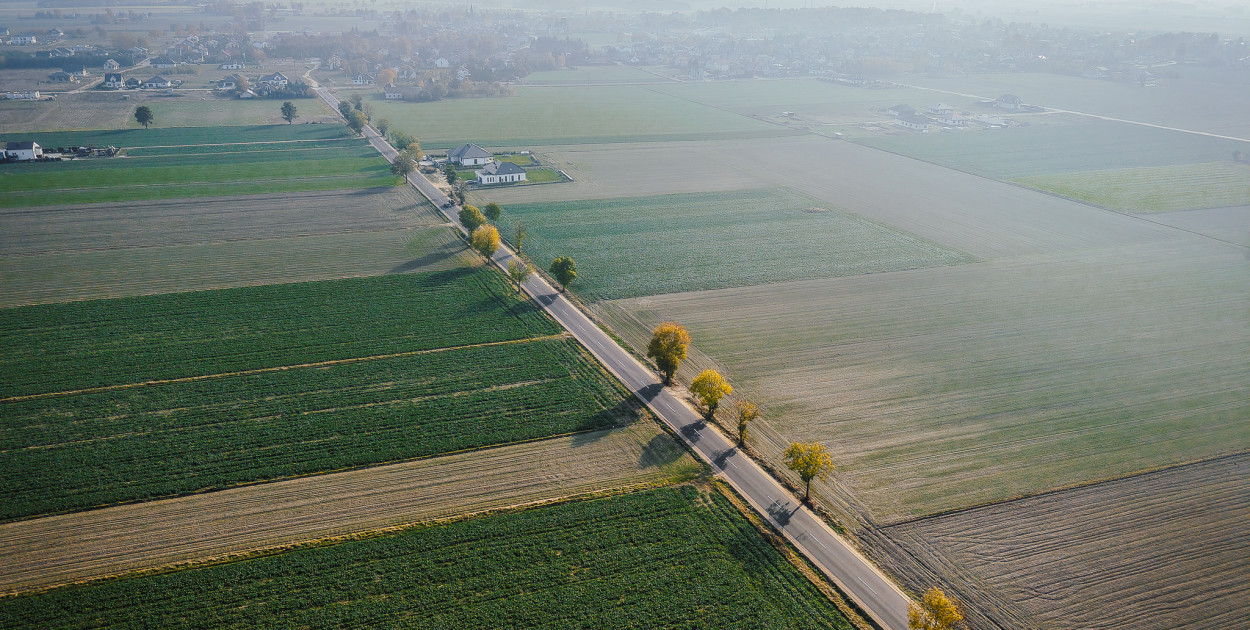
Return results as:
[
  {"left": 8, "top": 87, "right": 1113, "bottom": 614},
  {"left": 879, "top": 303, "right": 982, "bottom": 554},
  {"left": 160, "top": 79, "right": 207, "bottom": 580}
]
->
[
  {"left": 470, "top": 224, "right": 499, "bottom": 262},
  {"left": 735, "top": 401, "right": 759, "bottom": 447},
  {"left": 646, "top": 322, "right": 690, "bottom": 386},
  {"left": 908, "top": 587, "right": 963, "bottom": 630},
  {"left": 690, "top": 369, "right": 731, "bottom": 420},
  {"left": 782, "top": 442, "right": 835, "bottom": 505}
]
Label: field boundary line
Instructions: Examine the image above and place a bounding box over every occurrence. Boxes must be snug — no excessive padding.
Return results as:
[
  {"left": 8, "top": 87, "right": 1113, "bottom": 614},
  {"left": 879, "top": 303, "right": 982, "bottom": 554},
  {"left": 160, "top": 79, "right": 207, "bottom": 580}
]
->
[
  {"left": 1, "top": 333, "right": 572, "bottom": 403},
  {"left": 876, "top": 449, "right": 1250, "bottom": 530}
]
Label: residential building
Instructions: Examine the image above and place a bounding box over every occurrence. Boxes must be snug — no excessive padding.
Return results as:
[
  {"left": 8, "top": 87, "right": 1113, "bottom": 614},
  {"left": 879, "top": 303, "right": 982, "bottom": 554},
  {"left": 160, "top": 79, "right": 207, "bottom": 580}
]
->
[
  {"left": 476, "top": 160, "right": 527, "bottom": 185},
  {"left": 4, "top": 141, "right": 43, "bottom": 161},
  {"left": 447, "top": 143, "right": 493, "bottom": 166}
]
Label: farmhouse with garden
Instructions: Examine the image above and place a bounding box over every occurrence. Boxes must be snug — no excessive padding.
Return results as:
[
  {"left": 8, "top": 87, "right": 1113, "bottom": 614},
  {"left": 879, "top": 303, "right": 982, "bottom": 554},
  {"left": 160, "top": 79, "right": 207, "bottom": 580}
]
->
[
  {"left": 448, "top": 143, "right": 493, "bottom": 166},
  {"left": 476, "top": 160, "right": 527, "bottom": 185}
]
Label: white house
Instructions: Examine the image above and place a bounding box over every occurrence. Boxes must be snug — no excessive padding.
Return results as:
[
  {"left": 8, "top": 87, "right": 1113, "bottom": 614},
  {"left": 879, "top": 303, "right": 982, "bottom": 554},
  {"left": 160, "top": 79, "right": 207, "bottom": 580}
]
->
[
  {"left": 894, "top": 113, "right": 932, "bottom": 132},
  {"left": 217, "top": 76, "right": 237, "bottom": 90},
  {"left": 10, "top": 35, "right": 37, "bottom": 45},
  {"left": 384, "top": 87, "right": 405, "bottom": 100},
  {"left": 219, "top": 61, "right": 244, "bottom": 70},
  {"left": 143, "top": 75, "right": 172, "bottom": 89},
  {"left": 447, "top": 143, "right": 493, "bottom": 166},
  {"left": 259, "top": 72, "right": 288, "bottom": 86},
  {"left": 351, "top": 73, "right": 375, "bottom": 85},
  {"left": 434, "top": 57, "right": 450, "bottom": 68},
  {"left": 4, "top": 141, "right": 43, "bottom": 161},
  {"left": 935, "top": 112, "right": 965, "bottom": 127},
  {"left": 926, "top": 102, "right": 955, "bottom": 116},
  {"left": 996, "top": 94, "right": 1023, "bottom": 110},
  {"left": 476, "top": 160, "right": 527, "bottom": 185},
  {"left": 103, "top": 58, "right": 120, "bottom": 71},
  {"left": 103, "top": 73, "right": 125, "bottom": 89},
  {"left": 5, "top": 91, "right": 39, "bottom": 100}
]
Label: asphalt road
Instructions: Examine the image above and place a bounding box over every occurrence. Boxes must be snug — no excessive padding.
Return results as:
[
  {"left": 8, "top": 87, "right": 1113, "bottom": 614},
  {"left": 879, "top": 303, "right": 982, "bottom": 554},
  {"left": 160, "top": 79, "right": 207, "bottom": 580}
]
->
[{"left": 315, "top": 87, "right": 913, "bottom": 630}]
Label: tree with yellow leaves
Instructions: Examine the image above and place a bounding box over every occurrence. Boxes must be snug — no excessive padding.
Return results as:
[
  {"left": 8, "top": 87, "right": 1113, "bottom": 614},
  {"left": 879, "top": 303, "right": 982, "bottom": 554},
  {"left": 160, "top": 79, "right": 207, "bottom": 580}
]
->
[
  {"left": 735, "top": 401, "right": 759, "bottom": 447},
  {"left": 908, "top": 587, "right": 963, "bottom": 630},
  {"left": 470, "top": 224, "right": 499, "bottom": 262},
  {"left": 782, "top": 442, "right": 835, "bottom": 505},
  {"left": 690, "top": 369, "right": 731, "bottom": 420},
  {"left": 646, "top": 322, "right": 691, "bottom": 386}
]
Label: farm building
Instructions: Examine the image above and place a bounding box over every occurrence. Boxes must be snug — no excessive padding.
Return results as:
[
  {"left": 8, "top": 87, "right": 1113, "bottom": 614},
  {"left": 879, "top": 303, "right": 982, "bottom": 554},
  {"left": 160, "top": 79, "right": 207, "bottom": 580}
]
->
[
  {"left": 6, "top": 91, "right": 40, "bottom": 100},
  {"left": 476, "top": 161, "right": 527, "bottom": 185},
  {"left": 447, "top": 143, "right": 493, "bottom": 166},
  {"left": 895, "top": 114, "right": 933, "bottom": 132},
  {"left": 997, "top": 94, "right": 1023, "bottom": 110},
  {"left": 4, "top": 141, "right": 43, "bottom": 161},
  {"left": 886, "top": 104, "right": 914, "bottom": 117},
  {"left": 103, "top": 73, "right": 124, "bottom": 89}
]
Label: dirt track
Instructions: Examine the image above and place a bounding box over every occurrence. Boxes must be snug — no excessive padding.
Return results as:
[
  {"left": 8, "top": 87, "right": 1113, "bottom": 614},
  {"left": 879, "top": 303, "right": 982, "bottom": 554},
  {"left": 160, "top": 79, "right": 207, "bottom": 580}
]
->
[
  {"left": 0, "top": 422, "right": 699, "bottom": 595},
  {"left": 871, "top": 454, "right": 1250, "bottom": 629}
]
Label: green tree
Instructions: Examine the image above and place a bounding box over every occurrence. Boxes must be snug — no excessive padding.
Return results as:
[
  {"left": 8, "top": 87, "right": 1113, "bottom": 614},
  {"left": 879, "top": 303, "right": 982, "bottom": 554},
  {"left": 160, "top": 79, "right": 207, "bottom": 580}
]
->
[
  {"left": 337, "top": 100, "right": 354, "bottom": 119},
  {"left": 348, "top": 93, "right": 363, "bottom": 110},
  {"left": 782, "top": 442, "right": 835, "bottom": 505},
  {"left": 690, "top": 369, "right": 732, "bottom": 421},
  {"left": 458, "top": 205, "right": 486, "bottom": 233},
  {"left": 470, "top": 225, "right": 500, "bottom": 262},
  {"left": 483, "top": 202, "right": 502, "bottom": 223},
  {"left": 280, "top": 101, "right": 298, "bottom": 124},
  {"left": 735, "top": 401, "right": 759, "bottom": 447},
  {"left": 507, "top": 259, "right": 532, "bottom": 291},
  {"left": 512, "top": 220, "right": 527, "bottom": 255},
  {"left": 345, "top": 109, "right": 368, "bottom": 135},
  {"left": 133, "top": 105, "right": 154, "bottom": 128},
  {"left": 390, "top": 149, "right": 417, "bottom": 179},
  {"left": 646, "top": 322, "right": 690, "bottom": 386},
  {"left": 375, "top": 117, "right": 390, "bottom": 137},
  {"left": 549, "top": 256, "right": 577, "bottom": 292},
  {"left": 909, "top": 587, "right": 963, "bottom": 630},
  {"left": 444, "top": 164, "right": 458, "bottom": 184}
]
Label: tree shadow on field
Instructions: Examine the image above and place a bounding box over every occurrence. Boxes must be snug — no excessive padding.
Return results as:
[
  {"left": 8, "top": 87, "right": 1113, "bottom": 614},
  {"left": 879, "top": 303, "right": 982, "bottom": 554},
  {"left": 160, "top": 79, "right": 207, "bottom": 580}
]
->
[
  {"left": 387, "top": 250, "right": 456, "bottom": 274},
  {"left": 639, "top": 433, "right": 684, "bottom": 468}
]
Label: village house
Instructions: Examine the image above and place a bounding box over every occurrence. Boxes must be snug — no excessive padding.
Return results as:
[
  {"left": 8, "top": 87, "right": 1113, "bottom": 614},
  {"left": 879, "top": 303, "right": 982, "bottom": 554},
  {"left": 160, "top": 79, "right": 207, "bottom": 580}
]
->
[
  {"left": 4, "top": 141, "right": 43, "bottom": 161},
  {"left": 143, "top": 75, "right": 172, "bottom": 89},
  {"left": 476, "top": 160, "right": 527, "bottom": 185},
  {"left": 220, "top": 61, "right": 244, "bottom": 70},
  {"left": 351, "top": 73, "right": 375, "bottom": 85},
  {"left": 996, "top": 94, "right": 1023, "bottom": 110},
  {"left": 48, "top": 71, "right": 77, "bottom": 82},
  {"left": 150, "top": 56, "right": 177, "bottom": 69},
  {"left": 103, "top": 59, "right": 120, "bottom": 71},
  {"left": 217, "top": 75, "right": 238, "bottom": 90},
  {"left": 926, "top": 103, "right": 955, "bottom": 116},
  {"left": 384, "top": 86, "right": 405, "bottom": 100},
  {"left": 886, "top": 104, "right": 915, "bottom": 117},
  {"left": 894, "top": 113, "right": 932, "bottom": 132},
  {"left": 124, "top": 77, "right": 142, "bottom": 89},
  {"left": 259, "top": 72, "right": 289, "bottom": 86},
  {"left": 447, "top": 143, "right": 493, "bottom": 167},
  {"left": 5, "top": 91, "right": 40, "bottom": 100},
  {"left": 103, "top": 73, "right": 125, "bottom": 89},
  {"left": 10, "top": 35, "right": 37, "bottom": 45}
]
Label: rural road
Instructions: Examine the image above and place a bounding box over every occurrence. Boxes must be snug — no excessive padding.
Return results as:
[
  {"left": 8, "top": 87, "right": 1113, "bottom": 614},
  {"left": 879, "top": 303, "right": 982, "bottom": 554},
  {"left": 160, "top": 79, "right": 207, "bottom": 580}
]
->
[{"left": 315, "top": 87, "right": 913, "bottom": 630}]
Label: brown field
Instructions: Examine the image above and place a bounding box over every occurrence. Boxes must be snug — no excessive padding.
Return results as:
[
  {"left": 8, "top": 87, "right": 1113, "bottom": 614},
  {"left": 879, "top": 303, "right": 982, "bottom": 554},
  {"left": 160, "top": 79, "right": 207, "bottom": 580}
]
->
[
  {"left": 0, "top": 187, "right": 472, "bottom": 306},
  {"left": 0, "top": 421, "right": 701, "bottom": 595},
  {"left": 869, "top": 454, "right": 1250, "bottom": 630},
  {"left": 602, "top": 238, "right": 1250, "bottom": 525}
]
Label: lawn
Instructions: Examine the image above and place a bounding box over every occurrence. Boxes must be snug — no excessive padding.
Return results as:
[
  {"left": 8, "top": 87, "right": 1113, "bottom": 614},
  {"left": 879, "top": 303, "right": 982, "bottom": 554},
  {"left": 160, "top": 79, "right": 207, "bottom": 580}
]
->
[
  {"left": 0, "top": 486, "right": 853, "bottom": 630},
  {"left": 0, "top": 336, "right": 645, "bottom": 520},
  {"left": 371, "top": 84, "right": 798, "bottom": 149},
  {"left": 1012, "top": 161, "right": 1250, "bottom": 212},
  {"left": 506, "top": 188, "right": 974, "bottom": 301},
  {"left": 0, "top": 269, "right": 557, "bottom": 398}
]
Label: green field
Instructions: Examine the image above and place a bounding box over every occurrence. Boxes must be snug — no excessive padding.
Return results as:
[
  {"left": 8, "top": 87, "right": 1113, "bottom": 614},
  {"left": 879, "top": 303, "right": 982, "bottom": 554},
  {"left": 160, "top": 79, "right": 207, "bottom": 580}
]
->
[
  {"left": 372, "top": 85, "right": 797, "bottom": 149},
  {"left": 4, "top": 123, "right": 351, "bottom": 150},
  {"left": 1, "top": 335, "right": 642, "bottom": 521},
  {"left": 1013, "top": 161, "right": 1250, "bottom": 212},
  {"left": 521, "top": 65, "right": 675, "bottom": 85},
  {"left": 0, "top": 269, "right": 555, "bottom": 398},
  {"left": 646, "top": 79, "right": 942, "bottom": 123},
  {"left": 0, "top": 95, "right": 338, "bottom": 134},
  {"left": 0, "top": 126, "right": 396, "bottom": 207},
  {"left": 0, "top": 486, "right": 852, "bottom": 629},
  {"left": 506, "top": 188, "right": 975, "bottom": 300}
]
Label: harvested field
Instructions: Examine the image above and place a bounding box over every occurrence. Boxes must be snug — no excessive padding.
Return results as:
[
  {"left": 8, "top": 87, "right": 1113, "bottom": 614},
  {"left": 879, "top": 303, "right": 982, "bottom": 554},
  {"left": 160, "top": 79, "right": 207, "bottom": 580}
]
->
[
  {"left": 521, "top": 65, "right": 676, "bottom": 85},
  {"left": 604, "top": 240, "right": 1250, "bottom": 523},
  {"left": 1012, "top": 162, "right": 1250, "bottom": 213},
  {"left": 506, "top": 188, "right": 973, "bottom": 301},
  {"left": 0, "top": 92, "right": 337, "bottom": 134},
  {"left": 1149, "top": 205, "right": 1250, "bottom": 246},
  {"left": 0, "top": 186, "right": 469, "bottom": 306},
  {"left": 373, "top": 84, "right": 797, "bottom": 149},
  {"left": 854, "top": 118, "right": 1249, "bottom": 180},
  {"left": 0, "top": 335, "right": 646, "bottom": 520},
  {"left": 871, "top": 455, "right": 1250, "bottom": 630},
  {"left": 644, "top": 78, "right": 941, "bottom": 124},
  {"left": 0, "top": 422, "right": 701, "bottom": 594},
  {"left": 0, "top": 486, "right": 851, "bottom": 629}
]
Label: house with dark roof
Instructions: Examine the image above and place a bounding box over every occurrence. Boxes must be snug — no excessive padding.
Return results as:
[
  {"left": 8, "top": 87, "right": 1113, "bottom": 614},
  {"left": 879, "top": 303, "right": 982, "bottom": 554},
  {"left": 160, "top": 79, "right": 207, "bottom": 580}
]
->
[
  {"left": 103, "top": 58, "right": 120, "bottom": 71},
  {"left": 894, "top": 113, "right": 932, "bottom": 132},
  {"left": 886, "top": 104, "right": 914, "bottom": 117},
  {"left": 150, "top": 56, "right": 177, "bottom": 69},
  {"left": 124, "top": 77, "right": 142, "bottom": 88},
  {"left": 103, "top": 73, "right": 124, "bottom": 89},
  {"left": 48, "top": 71, "right": 76, "bottom": 82},
  {"left": 4, "top": 141, "right": 43, "bottom": 161},
  {"left": 351, "top": 73, "right": 375, "bottom": 85},
  {"left": 447, "top": 143, "right": 493, "bottom": 166},
  {"left": 476, "top": 160, "right": 527, "bottom": 185},
  {"left": 143, "top": 75, "right": 172, "bottom": 89},
  {"left": 996, "top": 94, "right": 1023, "bottom": 110},
  {"left": 259, "top": 72, "right": 288, "bottom": 86}
]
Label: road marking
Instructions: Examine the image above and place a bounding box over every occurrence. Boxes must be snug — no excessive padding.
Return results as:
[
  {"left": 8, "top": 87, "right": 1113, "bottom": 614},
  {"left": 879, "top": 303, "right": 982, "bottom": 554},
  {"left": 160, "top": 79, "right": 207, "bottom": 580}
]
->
[
  {"left": 858, "top": 577, "right": 878, "bottom": 595},
  {"left": 816, "top": 539, "right": 828, "bottom": 549}
]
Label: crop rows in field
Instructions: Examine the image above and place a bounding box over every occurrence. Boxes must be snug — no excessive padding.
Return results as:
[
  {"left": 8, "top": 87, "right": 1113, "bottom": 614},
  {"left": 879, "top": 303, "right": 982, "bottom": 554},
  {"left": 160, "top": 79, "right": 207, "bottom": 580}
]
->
[
  {"left": 507, "top": 188, "right": 974, "bottom": 300},
  {"left": 0, "top": 486, "right": 851, "bottom": 629},
  {"left": 0, "top": 336, "right": 643, "bottom": 521},
  {"left": 5, "top": 123, "right": 351, "bottom": 151},
  {"left": 872, "top": 455, "right": 1250, "bottom": 630},
  {"left": 0, "top": 268, "right": 557, "bottom": 398},
  {"left": 0, "top": 94, "right": 339, "bottom": 134},
  {"left": 1013, "top": 161, "right": 1250, "bottom": 213}
]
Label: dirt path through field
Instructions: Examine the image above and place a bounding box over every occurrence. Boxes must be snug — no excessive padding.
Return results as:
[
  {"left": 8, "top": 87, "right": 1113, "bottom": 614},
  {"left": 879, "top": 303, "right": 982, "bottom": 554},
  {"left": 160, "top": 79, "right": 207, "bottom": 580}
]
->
[{"left": 0, "top": 422, "right": 699, "bottom": 595}]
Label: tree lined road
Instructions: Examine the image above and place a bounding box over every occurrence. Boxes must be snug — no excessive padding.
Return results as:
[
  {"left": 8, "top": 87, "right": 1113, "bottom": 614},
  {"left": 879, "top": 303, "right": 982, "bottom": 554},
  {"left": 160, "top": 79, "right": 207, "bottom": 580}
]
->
[{"left": 314, "top": 87, "right": 913, "bottom": 630}]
